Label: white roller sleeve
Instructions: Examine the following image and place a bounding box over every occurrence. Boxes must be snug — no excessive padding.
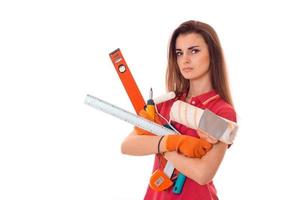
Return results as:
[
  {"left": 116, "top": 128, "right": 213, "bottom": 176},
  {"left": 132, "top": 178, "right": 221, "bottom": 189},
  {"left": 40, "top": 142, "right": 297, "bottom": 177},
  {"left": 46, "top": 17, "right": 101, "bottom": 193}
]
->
[
  {"left": 153, "top": 92, "right": 176, "bottom": 104},
  {"left": 170, "top": 100, "right": 238, "bottom": 144}
]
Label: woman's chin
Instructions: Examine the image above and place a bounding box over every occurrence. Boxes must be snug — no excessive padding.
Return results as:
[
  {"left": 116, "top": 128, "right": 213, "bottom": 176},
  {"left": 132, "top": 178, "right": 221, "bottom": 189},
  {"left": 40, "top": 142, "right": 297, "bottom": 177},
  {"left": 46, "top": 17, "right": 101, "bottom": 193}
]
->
[{"left": 182, "top": 74, "right": 195, "bottom": 80}]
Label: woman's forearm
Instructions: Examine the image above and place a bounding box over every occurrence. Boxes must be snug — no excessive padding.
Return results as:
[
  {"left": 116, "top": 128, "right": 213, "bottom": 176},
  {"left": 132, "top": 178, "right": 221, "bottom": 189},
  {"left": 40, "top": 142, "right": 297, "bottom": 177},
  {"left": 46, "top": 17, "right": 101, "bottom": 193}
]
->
[
  {"left": 122, "top": 130, "right": 227, "bottom": 185},
  {"left": 164, "top": 142, "right": 227, "bottom": 185},
  {"left": 121, "top": 131, "right": 168, "bottom": 156}
]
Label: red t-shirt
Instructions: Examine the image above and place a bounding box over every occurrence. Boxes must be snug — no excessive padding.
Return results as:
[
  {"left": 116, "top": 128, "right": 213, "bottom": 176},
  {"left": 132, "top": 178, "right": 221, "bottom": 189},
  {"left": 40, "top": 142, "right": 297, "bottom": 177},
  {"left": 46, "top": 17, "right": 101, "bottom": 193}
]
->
[{"left": 144, "top": 90, "right": 237, "bottom": 200}]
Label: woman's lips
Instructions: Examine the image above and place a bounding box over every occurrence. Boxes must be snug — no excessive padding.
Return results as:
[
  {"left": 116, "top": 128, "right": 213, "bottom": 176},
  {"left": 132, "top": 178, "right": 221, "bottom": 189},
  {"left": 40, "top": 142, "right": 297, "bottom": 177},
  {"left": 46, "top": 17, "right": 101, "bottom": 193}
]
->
[{"left": 182, "top": 67, "right": 193, "bottom": 72}]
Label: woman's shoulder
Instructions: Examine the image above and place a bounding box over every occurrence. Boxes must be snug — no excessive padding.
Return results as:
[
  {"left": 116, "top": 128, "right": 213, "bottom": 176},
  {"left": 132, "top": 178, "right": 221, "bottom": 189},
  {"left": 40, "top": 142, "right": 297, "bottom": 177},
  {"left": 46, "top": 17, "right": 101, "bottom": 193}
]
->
[
  {"left": 156, "top": 92, "right": 184, "bottom": 117},
  {"left": 156, "top": 92, "right": 183, "bottom": 110},
  {"left": 156, "top": 97, "right": 176, "bottom": 113},
  {"left": 209, "top": 97, "right": 237, "bottom": 122}
]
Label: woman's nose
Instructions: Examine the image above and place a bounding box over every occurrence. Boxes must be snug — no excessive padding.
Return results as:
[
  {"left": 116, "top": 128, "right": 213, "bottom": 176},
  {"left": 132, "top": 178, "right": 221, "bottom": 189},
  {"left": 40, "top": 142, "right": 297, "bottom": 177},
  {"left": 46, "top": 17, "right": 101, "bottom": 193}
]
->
[{"left": 183, "top": 53, "right": 191, "bottom": 63}]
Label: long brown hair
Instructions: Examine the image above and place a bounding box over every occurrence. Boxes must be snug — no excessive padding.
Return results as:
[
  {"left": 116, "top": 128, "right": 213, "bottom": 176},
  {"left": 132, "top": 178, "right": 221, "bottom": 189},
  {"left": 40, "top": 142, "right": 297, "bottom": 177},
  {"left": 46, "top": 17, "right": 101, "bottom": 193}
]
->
[{"left": 166, "top": 20, "right": 234, "bottom": 106}]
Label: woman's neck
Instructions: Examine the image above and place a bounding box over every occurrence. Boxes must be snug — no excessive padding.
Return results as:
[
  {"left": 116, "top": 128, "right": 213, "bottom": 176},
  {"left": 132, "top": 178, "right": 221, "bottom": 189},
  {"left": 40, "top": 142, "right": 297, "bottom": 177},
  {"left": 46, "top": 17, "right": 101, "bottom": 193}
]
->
[{"left": 187, "top": 74, "right": 213, "bottom": 98}]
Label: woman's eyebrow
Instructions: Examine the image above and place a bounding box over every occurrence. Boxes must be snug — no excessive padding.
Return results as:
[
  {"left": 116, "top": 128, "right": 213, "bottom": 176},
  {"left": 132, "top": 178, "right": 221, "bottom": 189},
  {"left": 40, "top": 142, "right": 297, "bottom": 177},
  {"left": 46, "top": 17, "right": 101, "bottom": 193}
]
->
[
  {"left": 188, "top": 45, "right": 200, "bottom": 50},
  {"left": 176, "top": 46, "right": 200, "bottom": 51}
]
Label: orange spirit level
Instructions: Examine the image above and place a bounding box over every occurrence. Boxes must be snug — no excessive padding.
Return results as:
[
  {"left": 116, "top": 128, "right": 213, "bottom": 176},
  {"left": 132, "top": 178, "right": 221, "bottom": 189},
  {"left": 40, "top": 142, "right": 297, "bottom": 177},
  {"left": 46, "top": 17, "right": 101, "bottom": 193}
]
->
[{"left": 109, "top": 49, "right": 146, "bottom": 113}]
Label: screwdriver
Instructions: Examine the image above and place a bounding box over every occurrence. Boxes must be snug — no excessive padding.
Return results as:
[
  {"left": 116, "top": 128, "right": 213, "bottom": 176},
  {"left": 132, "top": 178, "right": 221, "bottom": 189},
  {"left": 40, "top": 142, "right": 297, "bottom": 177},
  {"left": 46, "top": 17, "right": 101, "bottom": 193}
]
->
[{"left": 146, "top": 88, "right": 155, "bottom": 121}]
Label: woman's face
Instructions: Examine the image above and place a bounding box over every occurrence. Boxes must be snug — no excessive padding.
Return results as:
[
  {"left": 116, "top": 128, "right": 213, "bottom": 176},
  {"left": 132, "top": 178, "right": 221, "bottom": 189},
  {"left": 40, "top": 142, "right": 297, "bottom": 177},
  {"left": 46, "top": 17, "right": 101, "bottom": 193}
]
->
[{"left": 175, "top": 33, "right": 210, "bottom": 80}]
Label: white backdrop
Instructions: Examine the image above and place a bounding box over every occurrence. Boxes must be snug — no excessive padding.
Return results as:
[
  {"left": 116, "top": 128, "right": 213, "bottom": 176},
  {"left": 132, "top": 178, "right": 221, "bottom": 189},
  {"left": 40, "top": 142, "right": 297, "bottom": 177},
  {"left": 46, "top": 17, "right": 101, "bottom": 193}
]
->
[{"left": 1, "top": 0, "right": 300, "bottom": 199}]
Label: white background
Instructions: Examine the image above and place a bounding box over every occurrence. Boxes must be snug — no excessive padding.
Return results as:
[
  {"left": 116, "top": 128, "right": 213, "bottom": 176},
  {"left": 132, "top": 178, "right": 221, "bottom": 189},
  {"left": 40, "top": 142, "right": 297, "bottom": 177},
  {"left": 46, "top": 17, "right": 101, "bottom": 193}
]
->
[{"left": 1, "top": 0, "right": 300, "bottom": 199}]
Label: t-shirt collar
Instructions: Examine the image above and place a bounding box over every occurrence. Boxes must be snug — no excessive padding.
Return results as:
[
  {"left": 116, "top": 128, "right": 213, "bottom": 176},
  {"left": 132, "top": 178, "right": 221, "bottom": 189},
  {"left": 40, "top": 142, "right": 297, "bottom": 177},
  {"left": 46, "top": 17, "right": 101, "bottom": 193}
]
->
[{"left": 180, "top": 90, "right": 219, "bottom": 105}]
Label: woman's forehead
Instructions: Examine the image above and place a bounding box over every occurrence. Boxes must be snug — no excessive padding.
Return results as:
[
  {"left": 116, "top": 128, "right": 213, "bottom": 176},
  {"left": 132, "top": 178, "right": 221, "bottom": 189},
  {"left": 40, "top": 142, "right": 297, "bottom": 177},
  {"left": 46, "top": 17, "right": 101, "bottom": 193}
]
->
[{"left": 175, "top": 33, "right": 206, "bottom": 49}]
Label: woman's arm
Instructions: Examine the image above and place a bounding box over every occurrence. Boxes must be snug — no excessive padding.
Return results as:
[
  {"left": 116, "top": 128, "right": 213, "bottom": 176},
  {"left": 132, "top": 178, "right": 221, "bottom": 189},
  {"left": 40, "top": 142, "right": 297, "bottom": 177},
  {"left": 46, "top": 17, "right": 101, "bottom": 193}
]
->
[
  {"left": 122, "top": 130, "right": 227, "bottom": 185},
  {"left": 163, "top": 142, "right": 227, "bottom": 185},
  {"left": 121, "top": 130, "right": 168, "bottom": 156}
]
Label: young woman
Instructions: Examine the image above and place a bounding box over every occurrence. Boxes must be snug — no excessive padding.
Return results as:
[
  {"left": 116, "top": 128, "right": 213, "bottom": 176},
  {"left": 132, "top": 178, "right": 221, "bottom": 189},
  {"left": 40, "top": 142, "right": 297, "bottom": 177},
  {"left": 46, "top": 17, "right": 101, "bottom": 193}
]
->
[{"left": 121, "top": 20, "right": 237, "bottom": 200}]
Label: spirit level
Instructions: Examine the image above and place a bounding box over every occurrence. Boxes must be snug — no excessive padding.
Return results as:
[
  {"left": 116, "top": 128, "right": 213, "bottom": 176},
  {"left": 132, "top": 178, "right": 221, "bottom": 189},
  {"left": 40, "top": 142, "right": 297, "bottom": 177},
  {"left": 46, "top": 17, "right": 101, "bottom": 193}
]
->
[
  {"left": 109, "top": 49, "right": 145, "bottom": 113},
  {"left": 85, "top": 94, "right": 173, "bottom": 136}
]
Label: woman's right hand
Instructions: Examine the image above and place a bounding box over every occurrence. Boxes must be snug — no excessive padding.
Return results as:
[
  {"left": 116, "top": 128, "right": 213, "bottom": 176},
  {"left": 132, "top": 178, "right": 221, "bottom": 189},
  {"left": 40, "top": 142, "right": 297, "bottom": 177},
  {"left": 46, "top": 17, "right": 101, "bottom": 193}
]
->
[{"left": 134, "top": 108, "right": 162, "bottom": 135}]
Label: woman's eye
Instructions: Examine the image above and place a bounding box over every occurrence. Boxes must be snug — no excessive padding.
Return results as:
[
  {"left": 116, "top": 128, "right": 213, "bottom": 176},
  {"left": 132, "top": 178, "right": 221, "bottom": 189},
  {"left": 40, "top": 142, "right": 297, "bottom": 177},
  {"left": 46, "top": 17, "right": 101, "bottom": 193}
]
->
[
  {"left": 176, "top": 52, "right": 183, "bottom": 57},
  {"left": 191, "top": 49, "right": 200, "bottom": 54}
]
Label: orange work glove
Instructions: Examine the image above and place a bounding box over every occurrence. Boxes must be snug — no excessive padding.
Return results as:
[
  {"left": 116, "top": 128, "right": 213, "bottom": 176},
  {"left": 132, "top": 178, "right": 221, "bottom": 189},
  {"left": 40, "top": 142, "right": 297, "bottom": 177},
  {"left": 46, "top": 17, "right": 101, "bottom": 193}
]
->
[
  {"left": 165, "top": 135, "right": 212, "bottom": 158},
  {"left": 134, "top": 108, "right": 162, "bottom": 135}
]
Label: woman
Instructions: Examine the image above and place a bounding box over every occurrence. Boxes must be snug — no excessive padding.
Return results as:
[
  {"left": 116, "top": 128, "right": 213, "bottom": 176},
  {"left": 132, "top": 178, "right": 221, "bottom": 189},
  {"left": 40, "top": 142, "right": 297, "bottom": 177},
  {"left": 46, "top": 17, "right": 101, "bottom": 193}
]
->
[{"left": 121, "top": 20, "right": 237, "bottom": 200}]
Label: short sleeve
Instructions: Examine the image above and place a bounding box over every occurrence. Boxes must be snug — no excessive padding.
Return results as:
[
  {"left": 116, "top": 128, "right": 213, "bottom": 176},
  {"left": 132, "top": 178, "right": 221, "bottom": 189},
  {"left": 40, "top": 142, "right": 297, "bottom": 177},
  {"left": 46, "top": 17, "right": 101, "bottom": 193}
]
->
[
  {"left": 216, "top": 107, "right": 237, "bottom": 123},
  {"left": 215, "top": 106, "right": 237, "bottom": 148}
]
